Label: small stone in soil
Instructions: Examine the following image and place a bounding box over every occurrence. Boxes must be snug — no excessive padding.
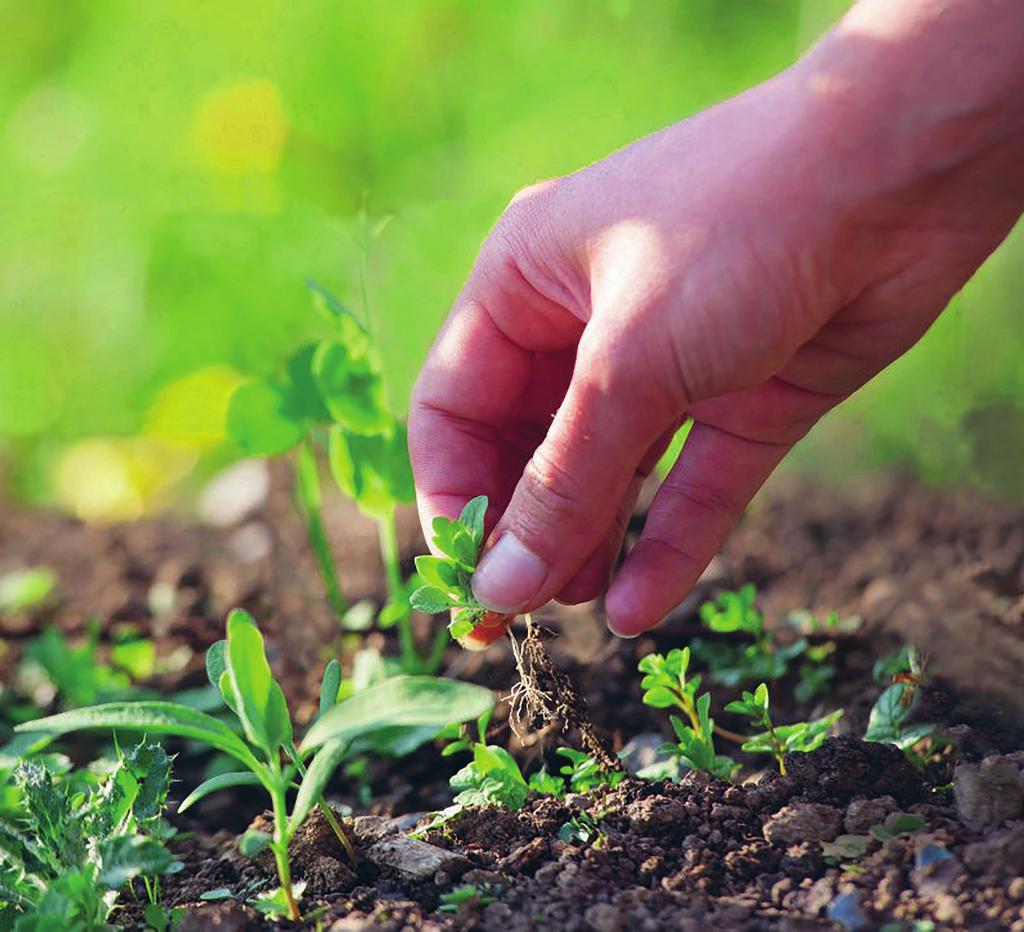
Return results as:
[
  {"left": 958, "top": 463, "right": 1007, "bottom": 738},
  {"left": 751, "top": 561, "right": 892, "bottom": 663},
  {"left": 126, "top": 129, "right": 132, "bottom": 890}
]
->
[
  {"left": 366, "top": 835, "right": 472, "bottom": 881},
  {"left": 826, "top": 890, "right": 870, "bottom": 931},
  {"left": 763, "top": 802, "right": 842, "bottom": 845},
  {"left": 954, "top": 756, "right": 1024, "bottom": 829}
]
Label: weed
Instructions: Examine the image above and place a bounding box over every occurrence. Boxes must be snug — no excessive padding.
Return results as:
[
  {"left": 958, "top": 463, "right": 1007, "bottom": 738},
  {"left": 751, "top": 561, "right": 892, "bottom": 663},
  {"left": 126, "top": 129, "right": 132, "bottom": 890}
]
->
[
  {"left": 0, "top": 741, "right": 178, "bottom": 929},
  {"left": 227, "top": 283, "right": 438, "bottom": 674},
  {"left": 557, "top": 811, "right": 605, "bottom": 846},
  {"left": 639, "top": 648, "right": 737, "bottom": 780},
  {"left": 725, "top": 682, "right": 843, "bottom": 775},
  {"left": 555, "top": 748, "right": 625, "bottom": 794},
  {"left": 17, "top": 609, "right": 493, "bottom": 921},
  {"left": 865, "top": 646, "right": 935, "bottom": 752}
]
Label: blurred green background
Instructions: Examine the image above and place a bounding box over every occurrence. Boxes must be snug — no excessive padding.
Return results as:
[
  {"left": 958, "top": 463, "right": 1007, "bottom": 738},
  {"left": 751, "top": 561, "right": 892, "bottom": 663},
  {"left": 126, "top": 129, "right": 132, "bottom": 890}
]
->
[{"left": 1, "top": 0, "right": 1021, "bottom": 520}]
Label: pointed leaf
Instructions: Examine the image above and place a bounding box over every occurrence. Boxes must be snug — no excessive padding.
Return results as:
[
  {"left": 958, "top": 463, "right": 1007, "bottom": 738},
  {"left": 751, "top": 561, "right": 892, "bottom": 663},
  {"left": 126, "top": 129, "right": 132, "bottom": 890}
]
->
[
  {"left": 300, "top": 676, "right": 493, "bottom": 753},
  {"left": 289, "top": 738, "right": 349, "bottom": 833},
  {"left": 319, "top": 659, "right": 342, "bottom": 719},
  {"left": 178, "top": 772, "right": 264, "bottom": 813},
  {"left": 459, "top": 496, "right": 487, "bottom": 547}
]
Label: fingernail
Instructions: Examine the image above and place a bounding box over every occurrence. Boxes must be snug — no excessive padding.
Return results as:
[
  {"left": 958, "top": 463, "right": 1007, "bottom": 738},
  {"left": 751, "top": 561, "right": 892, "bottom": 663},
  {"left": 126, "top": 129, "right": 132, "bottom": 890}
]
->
[
  {"left": 606, "top": 615, "right": 641, "bottom": 639},
  {"left": 471, "top": 533, "right": 547, "bottom": 614}
]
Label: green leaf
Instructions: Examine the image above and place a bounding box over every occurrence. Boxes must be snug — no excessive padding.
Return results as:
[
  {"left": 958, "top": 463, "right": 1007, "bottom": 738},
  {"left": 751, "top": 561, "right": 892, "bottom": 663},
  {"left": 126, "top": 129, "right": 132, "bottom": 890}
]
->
[
  {"left": 410, "top": 585, "right": 454, "bottom": 614},
  {"left": 227, "top": 378, "right": 305, "bottom": 456},
  {"left": 97, "top": 835, "right": 174, "bottom": 889},
  {"left": 312, "top": 339, "right": 389, "bottom": 434},
  {"left": 300, "top": 676, "right": 494, "bottom": 754},
  {"left": 226, "top": 609, "right": 293, "bottom": 756},
  {"left": 289, "top": 739, "right": 349, "bottom": 833},
  {"left": 642, "top": 687, "right": 678, "bottom": 709},
  {"left": 238, "top": 829, "right": 273, "bottom": 858},
  {"left": 328, "top": 427, "right": 407, "bottom": 517},
  {"left": 448, "top": 614, "right": 475, "bottom": 639},
  {"left": 206, "top": 640, "right": 228, "bottom": 689},
  {"left": 459, "top": 496, "right": 488, "bottom": 547},
  {"left": 17, "top": 701, "right": 257, "bottom": 769},
  {"left": 319, "top": 659, "right": 342, "bottom": 719},
  {"left": 414, "top": 555, "right": 458, "bottom": 591},
  {"left": 178, "top": 772, "right": 263, "bottom": 813},
  {"left": 123, "top": 742, "right": 173, "bottom": 821}
]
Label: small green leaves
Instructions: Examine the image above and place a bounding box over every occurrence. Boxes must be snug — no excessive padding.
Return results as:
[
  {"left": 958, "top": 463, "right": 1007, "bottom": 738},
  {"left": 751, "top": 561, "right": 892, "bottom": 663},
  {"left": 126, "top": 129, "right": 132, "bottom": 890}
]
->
[
  {"left": 227, "top": 377, "right": 306, "bottom": 456},
  {"left": 700, "top": 584, "right": 763, "bottom": 636},
  {"left": 96, "top": 835, "right": 175, "bottom": 888},
  {"left": 450, "top": 743, "right": 528, "bottom": 810},
  {"left": 864, "top": 683, "right": 934, "bottom": 750},
  {"left": 409, "top": 496, "right": 491, "bottom": 640}
]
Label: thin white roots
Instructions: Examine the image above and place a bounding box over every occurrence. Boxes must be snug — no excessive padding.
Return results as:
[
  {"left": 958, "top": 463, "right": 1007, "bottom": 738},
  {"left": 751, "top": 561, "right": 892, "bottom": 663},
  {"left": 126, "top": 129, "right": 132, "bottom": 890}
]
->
[{"left": 507, "top": 614, "right": 557, "bottom": 738}]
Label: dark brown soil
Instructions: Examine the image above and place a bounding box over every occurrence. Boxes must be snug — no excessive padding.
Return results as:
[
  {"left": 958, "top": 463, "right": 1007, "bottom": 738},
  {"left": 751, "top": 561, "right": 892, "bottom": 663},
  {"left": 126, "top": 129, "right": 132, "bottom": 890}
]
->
[{"left": 2, "top": 470, "right": 1023, "bottom": 929}]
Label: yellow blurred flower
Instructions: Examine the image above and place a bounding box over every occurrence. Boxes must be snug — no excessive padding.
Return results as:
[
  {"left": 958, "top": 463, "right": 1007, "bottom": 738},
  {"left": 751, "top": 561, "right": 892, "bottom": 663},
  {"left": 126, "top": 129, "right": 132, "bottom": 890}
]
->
[
  {"left": 191, "top": 78, "right": 288, "bottom": 176},
  {"left": 143, "top": 364, "right": 242, "bottom": 449}
]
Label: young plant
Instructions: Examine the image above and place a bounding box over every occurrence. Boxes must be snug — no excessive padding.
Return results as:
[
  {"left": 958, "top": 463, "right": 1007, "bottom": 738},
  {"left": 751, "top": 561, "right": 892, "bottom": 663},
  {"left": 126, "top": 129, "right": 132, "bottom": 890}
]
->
[
  {"left": 227, "top": 283, "right": 436, "bottom": 674},
  {"left": 865, "top": 647, "right": 934, "bottom": 753},
  {"left": 555, "top": 748, "right": 625, "bottom": 794},
  {"left": 0, "top": 741, "right": 178, "bottom": 930},
  {"left": 691, "top": 585, "right": 809, "bottom": 687},
  {"left": 410, "top": 495, "right": 511, "bottom": 650},
  {"left": 439, "top": 883, "right": 500, "bottom": 913},
  {"left": 17, "top": 609, "right": 493, "bottom": 922},
  {"left": 638, "top": 648, "right": 737, "bottom": 780},
  {"left": 441, "top": 711, "right": 529, "bottom": 811},
  {"left": 725, "top": 682, "right": 843, "bottom": 775}
]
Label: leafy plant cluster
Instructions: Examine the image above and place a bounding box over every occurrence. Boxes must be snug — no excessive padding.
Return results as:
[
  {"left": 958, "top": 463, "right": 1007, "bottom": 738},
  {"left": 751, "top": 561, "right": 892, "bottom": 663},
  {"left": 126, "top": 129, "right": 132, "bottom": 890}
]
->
[
  {"left": 227, "top": 283, "right": 438, "bottom": 674},
  {"left": 17, "top": 610, "right": 494, "bottom": 922},
  {"left": 691, "top": 584, "right": 840, "bottom": 701},
  {"left": 864, "top": 646, "right": 937, "bottom": 761},
  {"left": 0, "top": 740, "right": 179, "bottom": 930},
  {"left": 410, "top": 496, "right": 491, "bottom": 641},
  {"left": 639, "top": 645, "right": 843, "bottom": 780}
]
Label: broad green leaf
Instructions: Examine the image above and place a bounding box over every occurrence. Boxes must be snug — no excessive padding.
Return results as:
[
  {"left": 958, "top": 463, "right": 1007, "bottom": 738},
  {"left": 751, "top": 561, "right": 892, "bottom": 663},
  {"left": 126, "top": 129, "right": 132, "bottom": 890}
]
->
[
  {"left": 459, "top": 496, "right": 487, "bottom": 547},
  {"left": 288, "top": 738, "right": 348, "bottom": 833},
  {"left": 312, "top": 339, "right": 389, "bottom": 434},
  {"left": 227, "top": 378, "right": 304, "bottom": 456},
  {"left": 409, "top": 585, "right": 454, "bottom": 614},
  {"left": 284, "top": 343, "right": 332, "bottom": 424},
  {"left": 206, "top": 640, "right": 228, "bottom": 689},
  {"left": 97, "top": 835, "right": 174, "bottom": 888},
  {"left": 178, "top": 772, "right": 264, "bottom": 813},
  {"left": 300, "top": 676, "right": 493, "bottom": 753},
  {"left": 642, "top": 687, "right": 678, "bottom": 709},
  {"left": 319, "top": 659, "right": 342, "bottom": 719},
  {"left": 16, "top": 702, "right": 257, "bottom": 768},
  {"left": 414, "top": 555, "right": 458, "bottom": 591},
  {"left": 238, "top": 829, "right": 272, "bottom": 858},
  {"left": 226, "top": 609, "right": 292, "bottom": 755},
  {"left": 123, "top": 742, "right": 172, "bottom": 821}
]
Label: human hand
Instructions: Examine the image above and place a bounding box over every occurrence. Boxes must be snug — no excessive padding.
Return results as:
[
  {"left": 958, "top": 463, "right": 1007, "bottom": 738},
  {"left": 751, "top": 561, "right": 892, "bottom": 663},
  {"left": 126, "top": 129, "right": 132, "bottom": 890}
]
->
[{"left": 409, "top": 0, "right": 1024, "bottom": 638}]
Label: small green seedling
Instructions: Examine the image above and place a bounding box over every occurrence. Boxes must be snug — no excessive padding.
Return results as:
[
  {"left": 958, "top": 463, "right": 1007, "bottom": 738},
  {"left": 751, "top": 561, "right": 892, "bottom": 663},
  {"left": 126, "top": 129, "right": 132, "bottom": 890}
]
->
[
  {"left": 0, "top": 741, "right": 178, "bottom": 929},
  {"left": 227, "top": 283, "right": 437, "bottom": 674},
  {"left": 439, "top": 883, "right": 499, "bottom": 913},
  {"left": 725, "top": 682, "right": 843, "bottom": 775},
  {"left": 17, "top": 609, "right": 494, "bottom": 921},
  {"left": 869, "top": 812, "right": 926, "bottom": 841},
  {"left": 557, "top": 810, "right": 605, "bottom": 846},
  {"left": 691, "top": 585, "right": 811, "bottom": 687},
  {"left": 865, "top": 646, "right": 935, "bottom": 752},
  {"left": 556, "top": 748, "right": 625, "bottom": 794},
  {"left": 410, "top": 495, "right": 491, "bottom": 641},
  {"left": 639, "top": 648, "right": 737, "bottom": 780},
  {"left": 441, "top": 710, "right": 529, "bottom": 811}
]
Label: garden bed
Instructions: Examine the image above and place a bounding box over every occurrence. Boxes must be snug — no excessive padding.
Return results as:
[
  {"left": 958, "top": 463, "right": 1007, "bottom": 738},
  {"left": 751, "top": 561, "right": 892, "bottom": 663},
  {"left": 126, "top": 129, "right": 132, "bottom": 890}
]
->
[{"left": 2, "top": 472, "right": 1023, "bottom": 930}]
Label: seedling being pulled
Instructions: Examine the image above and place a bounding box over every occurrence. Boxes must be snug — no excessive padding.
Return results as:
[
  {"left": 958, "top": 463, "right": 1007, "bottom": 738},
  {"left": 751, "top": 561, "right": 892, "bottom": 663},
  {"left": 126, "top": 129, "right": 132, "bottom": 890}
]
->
[{"left": 17, "top": 610, "right": 493, "bottom": 921}]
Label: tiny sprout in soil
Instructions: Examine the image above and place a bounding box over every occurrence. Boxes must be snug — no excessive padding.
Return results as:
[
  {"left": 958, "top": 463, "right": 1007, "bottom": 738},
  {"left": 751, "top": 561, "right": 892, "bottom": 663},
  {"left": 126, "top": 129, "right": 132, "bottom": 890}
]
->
[{"left": 16, "top": 609, "right": 493, "bottom": 922}]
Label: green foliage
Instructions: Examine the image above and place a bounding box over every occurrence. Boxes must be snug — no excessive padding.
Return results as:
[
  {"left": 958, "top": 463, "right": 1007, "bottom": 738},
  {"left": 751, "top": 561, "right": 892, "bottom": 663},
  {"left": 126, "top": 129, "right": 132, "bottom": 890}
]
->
[
  {"left": 0, "top": 741, "right": 178, "bottom": 929},
  {"left": 410, "top": 495, "right": 491, "bottom": 640},
  {"left": 865, "top": 646, "right": 935, "bottom": 752},
  {"left": 439, "top": 883, "right": 499, "bottom": 913},
  {"left": 555, "top": 748, "right": 625, "bottom": 794},
  {"left": 557, "top": 811, "right": 605, "bottom": 846},
  {"left": 691, "top": 585, "right": 812, "bottom": 687},
  {"left": 726, "top": 682, "right": 843, "bottom": 774},
  {"left": 18, "top": 609, "right": 494, "bottom": 922},
  {"left": 639, "top": 648, "right": 736, "bottom": 780}
]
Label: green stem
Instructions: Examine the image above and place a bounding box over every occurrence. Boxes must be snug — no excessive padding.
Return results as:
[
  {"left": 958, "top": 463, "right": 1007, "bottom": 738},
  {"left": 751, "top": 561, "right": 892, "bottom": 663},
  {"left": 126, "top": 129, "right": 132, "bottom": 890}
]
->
[
  {"left": 269, "top": 777, "right": 300, "bottom": 922},
  {"left": 295, "top": 442, "right": 347, "bottom": 620},
  {"left": 424, "top": 624, "right": 450, "bottom": 675},
  {"left": 286, "top": 744, "right": 357, "bottom": 862},
  {"left": 378, "top": 510, "right": 417, "bottom": 671}
]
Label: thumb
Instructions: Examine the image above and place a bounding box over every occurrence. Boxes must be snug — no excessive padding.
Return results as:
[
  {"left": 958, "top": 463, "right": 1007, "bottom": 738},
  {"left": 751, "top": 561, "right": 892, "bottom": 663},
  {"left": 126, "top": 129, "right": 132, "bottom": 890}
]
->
[{"left": 471, "top": 331, "right": 677, "bottom": 615}]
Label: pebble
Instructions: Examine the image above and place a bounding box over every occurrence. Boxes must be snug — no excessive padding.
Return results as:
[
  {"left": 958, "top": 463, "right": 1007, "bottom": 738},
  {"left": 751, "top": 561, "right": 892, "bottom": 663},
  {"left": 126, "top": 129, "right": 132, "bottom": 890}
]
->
[
  {"left": 1010, "top": 877, "right": 1024, "bottom": 902},
  {"left": 826, "top": 890, "right": 870, "bottom": 931},
  {"left": 366, "top": 835, "right": 470, "bottom": 881},
  {"left": 763, "top": 802, "right": 842, "bottom": 845},
  {"left": 954, "top": 757, "right": 1024, "bottom": 830},
  {"left": 844, "top": 796, "right": 898, "bottom": 834}
]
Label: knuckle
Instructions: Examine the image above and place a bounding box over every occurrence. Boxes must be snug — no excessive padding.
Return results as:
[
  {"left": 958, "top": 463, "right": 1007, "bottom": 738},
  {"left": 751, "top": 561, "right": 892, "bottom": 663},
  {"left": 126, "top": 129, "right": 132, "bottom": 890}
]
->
[
  {"left": 517, "top": 445, "right": 588, "bottom": 528},
  {"left": 661, "top": 474, "right": 740, "bottom": 523}
]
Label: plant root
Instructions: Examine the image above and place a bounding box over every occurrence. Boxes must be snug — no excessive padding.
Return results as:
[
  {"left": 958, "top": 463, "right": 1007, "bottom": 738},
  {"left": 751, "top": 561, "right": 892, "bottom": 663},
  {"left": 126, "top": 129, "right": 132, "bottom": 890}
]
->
[{"left": 508, "top": 614, "right": 622, "bottom": 773}]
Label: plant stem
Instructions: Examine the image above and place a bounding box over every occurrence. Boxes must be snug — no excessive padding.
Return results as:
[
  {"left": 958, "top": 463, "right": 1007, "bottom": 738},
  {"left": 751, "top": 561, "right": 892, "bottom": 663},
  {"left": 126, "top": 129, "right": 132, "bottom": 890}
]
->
[
  {"left": 295, "top": 443, "right": 347, "bottom": 620},
  {"left": 270, "top": 781, "right": 300, "bottom": 922},
  {"left": 286, "top": 745, "right": 358, "bottom": 862},
  {"left": 712, "top": 724, "right": 750, "bottom": 745},
  {"left": 378, "top": 510, "right": 417, "bottom": 671}
]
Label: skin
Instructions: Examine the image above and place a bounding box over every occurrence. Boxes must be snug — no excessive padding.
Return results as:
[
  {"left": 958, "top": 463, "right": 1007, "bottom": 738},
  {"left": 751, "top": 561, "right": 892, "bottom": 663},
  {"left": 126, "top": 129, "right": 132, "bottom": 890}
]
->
[{"left": 410, "top": 0, "right": 1024, "bottom": 639}]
